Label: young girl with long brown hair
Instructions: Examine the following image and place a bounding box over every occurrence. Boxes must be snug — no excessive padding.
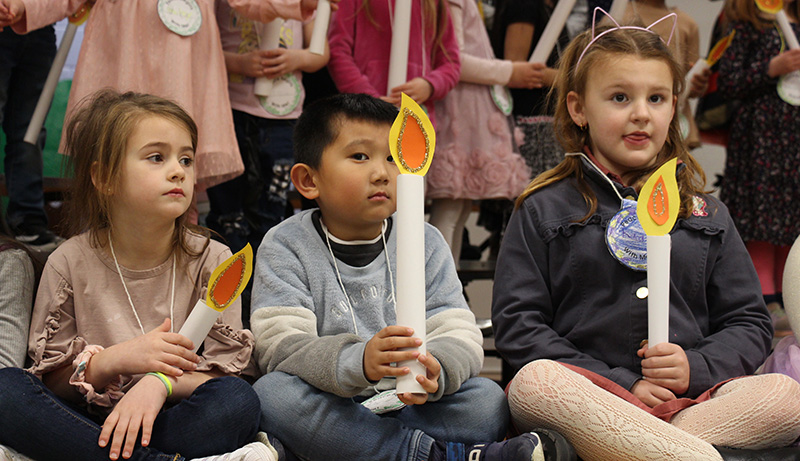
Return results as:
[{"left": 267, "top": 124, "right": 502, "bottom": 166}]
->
[{"left": 492, "top": 9, "right": 800, "bottom": 460}]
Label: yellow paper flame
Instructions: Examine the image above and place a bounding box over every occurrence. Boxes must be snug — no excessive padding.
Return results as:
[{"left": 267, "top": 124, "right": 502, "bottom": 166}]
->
[
  {"left": 206, "top": 244, "right": 253, "bottom": 312},
  {"left": 755, "top": 0, "right": 783, "bottom": 14},
  {"left": 707, "top": 30, "right": 735, "bottom": 67},
  {"left": 389, "top": 93, "right": 436, "bottom": 176},
  {"left": 636, "top": 159, "right": 680, "bottom": 236}
]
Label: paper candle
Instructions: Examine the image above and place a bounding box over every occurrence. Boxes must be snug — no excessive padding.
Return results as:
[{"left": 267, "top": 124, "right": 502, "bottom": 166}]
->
[
  {"left": 682, "top": 30, "right": 735, "bottom": 102},
  {"left": 608, "top": 0, "right": 627, "bottom": 22},
  {"left": 179, "top": 244, "right": 253, "bottom": 352},
  {"left": 756, "top": 0, "right": 800, "bottom": 49},
  {"left": 529, "top": 0, "right": 576, "bottom": 64},
  {"left": 389, "top": 94, "right": 435, "bottom": 394},
  {"left": 387, "top": 0, "right": 412, "bottom": 94},
  {"left": 636, "top": 159, "right": 679, "bottom": 346},
  {"left": 24, "top": 4, "right": 90, "bottom": 144},
  {"left": 254, "top": 19, "right": 284, "bottom": 97},
  {"left": 308, "top": 0, "right": 330, "bottom": 56}
]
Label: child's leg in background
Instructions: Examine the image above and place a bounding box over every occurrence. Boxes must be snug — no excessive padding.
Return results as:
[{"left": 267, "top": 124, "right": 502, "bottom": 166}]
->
[
  {"left": 508, "top": 360, "right": 722, "bottom": 461},
  {"left": 246, "top": 118, "right": 295, "bottom": 250},
  {"left": 0, "top": 368, "right": 260, "bottom": 460},
  {"left": 254, "top": 372, "right": 508, "bottom": 461},
  {"left": 670, "top": 373, "right": 800, "bottom": 450},
  {"left": 747, "top": 241, "right": 792, "bottom": 330},
  {"left": 428, "top": 199, "right": 472, "bottom": 266}
]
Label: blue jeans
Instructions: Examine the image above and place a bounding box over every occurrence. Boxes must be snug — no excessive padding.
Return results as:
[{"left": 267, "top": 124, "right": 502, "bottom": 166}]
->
[
  {"left": 206, "top": 112, "right": 295, "bottom": 252},
  {"left": 0, "top": 368, "right": 261, "bottom": 460},
  {"left": 0, "top": 26, "right": 56, "bottom": 229},
  {"left": 254, "top": 372, "right": 509, "bottom": 461}
]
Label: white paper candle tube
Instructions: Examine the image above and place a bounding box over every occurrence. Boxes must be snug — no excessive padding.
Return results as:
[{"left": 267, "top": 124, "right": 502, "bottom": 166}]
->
[
  {"left": 308, "top": 0, "right": 331, "bottom": 56},
  {"left": 387, "top": 0, "right": 412, "bottom": 95},
  {"left": 178, "top": 299, "right": 223, "bottom": 353},
  {"left": 608, "top": 0, "right": 628, "bottom": 23},
  {"left": 647, "top": 234, "right": 671, "bottom": 346},
  {"left": 254, "top": 19, "right": 284, "bottom": 97},
  {"left": 782, "top": 237, "right": 800, "bottom": 342},
  {"left": 24, "top": 22, "right": 78, "bottom": 144},
  {"left": 394, "top": 174, "right": 427, "bottom": 394},
  {"left": 529, "top": 0, "right": 577, "bottom": 64},
  {"left": 777, "top": 10, "right": 800, "bottom": 50}
]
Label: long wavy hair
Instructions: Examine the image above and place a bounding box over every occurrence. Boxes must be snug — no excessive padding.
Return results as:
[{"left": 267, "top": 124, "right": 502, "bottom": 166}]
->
[
  {"left": 62, "top": 89, "right": 208, "bottom": 260},
  {"left": 725, "top": 0, "right": 799, "bottom": 29},
  {"left": 516, "top": 23, "right": 707, "bottom": 223}
]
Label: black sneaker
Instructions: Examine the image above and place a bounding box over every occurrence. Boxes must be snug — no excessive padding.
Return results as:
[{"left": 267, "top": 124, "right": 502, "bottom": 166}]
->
[
  {"left": 11, "top": 222, "right": 64, "bottom": 251},
  {"left": 466, "top": 429, "right": 577, "bottom": 461}
]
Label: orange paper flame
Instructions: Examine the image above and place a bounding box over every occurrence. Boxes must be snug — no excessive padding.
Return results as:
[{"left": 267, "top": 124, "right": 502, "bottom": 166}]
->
[
  {"left": 636, "top": 159, "right": 680, "bottom": 236},
  {"left": 707, "top": 31, "right": 736, "bottom": 66},
  {"left": 755, "top": 0, "right": 783, "bottom": 14},
  {"left": 69, "top": 2, "right": 91, "bottom": 25},
  {"left": 389, "top": 93, "right": 435, "bottom": 176},
  {"left": 207, "top": 244, "right": 253, "bottom": 311}
]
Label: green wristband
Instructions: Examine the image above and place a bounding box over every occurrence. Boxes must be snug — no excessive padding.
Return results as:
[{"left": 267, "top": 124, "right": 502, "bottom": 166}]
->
[{"left": 146, "top": 372, "right": 173, "bottom": 397}]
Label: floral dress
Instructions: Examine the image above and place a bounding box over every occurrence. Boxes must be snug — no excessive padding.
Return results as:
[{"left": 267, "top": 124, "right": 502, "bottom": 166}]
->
[{"left": 717, "top": 19, "right": 800, "bottom": 246}]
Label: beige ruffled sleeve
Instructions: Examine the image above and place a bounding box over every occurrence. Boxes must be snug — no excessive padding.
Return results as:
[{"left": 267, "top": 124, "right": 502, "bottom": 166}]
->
[{"left": 26, "top": 265, "right": 86, "bottom": 378}]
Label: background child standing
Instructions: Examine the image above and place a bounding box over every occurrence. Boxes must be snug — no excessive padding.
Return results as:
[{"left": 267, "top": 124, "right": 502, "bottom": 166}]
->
[
  {"left": 0, "top": 91, "right": 266, "bottom": 461},
  {"left": 492, "top": 12, "right": 800, "bottom": 460},
  {"left": 326, "top": 0, "right": 460, "bottom": 124},
  {"left": 717, "top": 0, "right": 800, "bottom": 324}
]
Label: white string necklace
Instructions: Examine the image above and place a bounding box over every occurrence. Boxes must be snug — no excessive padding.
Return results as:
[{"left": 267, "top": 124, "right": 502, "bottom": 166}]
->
[
  {"left": 109, "top": 234, "right": 175, "bottom": 335},
  {"left": 321, "top": 219, "right": 397, "bottom": 337}
]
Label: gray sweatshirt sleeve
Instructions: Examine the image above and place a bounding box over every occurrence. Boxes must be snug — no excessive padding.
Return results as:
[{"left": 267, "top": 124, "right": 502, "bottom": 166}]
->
[{"left": 0, "top": 249, "right": 34, "bottom": 368}]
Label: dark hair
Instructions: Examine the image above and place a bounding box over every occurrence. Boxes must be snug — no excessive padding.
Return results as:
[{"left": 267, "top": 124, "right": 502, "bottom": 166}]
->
[
  {"left": 293, "top": 93, "right": 398, "bottom": 169},
  {"left": 62, "top": 89, "right": 207, "bottom": 259}
]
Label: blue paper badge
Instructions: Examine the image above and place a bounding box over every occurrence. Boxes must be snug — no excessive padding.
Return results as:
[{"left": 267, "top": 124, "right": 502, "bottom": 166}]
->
[{"left": 606, "top": 199, "right": 647, "bottom": 271}]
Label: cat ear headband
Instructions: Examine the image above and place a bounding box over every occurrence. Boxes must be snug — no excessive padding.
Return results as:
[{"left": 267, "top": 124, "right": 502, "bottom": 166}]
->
[{"left": 575, "top": 7, "right": 678, "bottom": 70}]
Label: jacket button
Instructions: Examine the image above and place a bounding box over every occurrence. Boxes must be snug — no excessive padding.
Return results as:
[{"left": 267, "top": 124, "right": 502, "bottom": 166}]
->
[{"left": 636, "top": 287, "right": 649, "bottom": 299}]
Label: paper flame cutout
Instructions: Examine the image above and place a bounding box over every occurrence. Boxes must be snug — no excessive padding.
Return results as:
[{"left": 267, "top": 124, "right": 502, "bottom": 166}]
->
[
  {"left": 707, "top": 30, "right": 735, "bottom": 66},
  {"left": 636, "top": 159, "right": 680, "bottom": 236},
  {"left": 69, "top": 2, "right": 91, "bottom": 25},
  {"left": 207, "top": 244, "right": 253, "bottom": 311},
  {"left": 755, "top": 0, "right": 783, "bottom": 14},
  {"left": 389, "top": 93, "right": 435, "bottom": 176}
]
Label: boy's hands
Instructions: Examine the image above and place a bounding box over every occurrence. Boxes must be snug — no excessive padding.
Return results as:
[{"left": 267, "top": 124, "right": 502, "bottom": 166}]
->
[
  {"left": 364, "top": 325, "right": 422, "bottom": 382},
  {"left": 397, "top": 352, "right": 440, "bottom": 406},
  {"left": 637, "top": 342, "right": 690, "bottom": 396},
  {"left": 0, "top": 0, "right": 24, "bottom": 29},
  {"left": 99, "top": 375, "right": 168, "bottom": 460}
]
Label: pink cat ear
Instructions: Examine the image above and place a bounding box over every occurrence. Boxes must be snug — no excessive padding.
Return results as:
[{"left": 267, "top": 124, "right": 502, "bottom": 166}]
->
[
  {"left": 590, "top": 7, "right": 622, "bottom": 40},
  {"left": 646, "top": 12, "right": 678, "bottom": 46}
]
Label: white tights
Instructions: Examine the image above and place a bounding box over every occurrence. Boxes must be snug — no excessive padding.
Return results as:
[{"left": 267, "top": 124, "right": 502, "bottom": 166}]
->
[
  {"left": 428, "top": 199, "right": 472, "bottom": 266},
  {"left": 508, "top": 360, "right": 800, "bottom": 461}
]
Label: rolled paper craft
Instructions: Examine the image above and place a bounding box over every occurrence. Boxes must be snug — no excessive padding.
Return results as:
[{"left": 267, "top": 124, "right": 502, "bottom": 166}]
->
[
  {"left": 178, "top": 244, "right": 253, "bottom": 352},
  {"left": 755, "top": 0, "right": 799, "bottom": 49},
  {"left": 636, "top": 159, "right": 679, "bottom": 346},
  {"left": 24, "top": 4, "right": 90, "bottom": 144},
  {"left": 254, "top": 19, "right": 284, "bottom": 97},
  {"left": 682, "top": 30, "right": 735, "bottom": 103},
  {"left": 387, "top": 0, "right": 412, "bottom": 94},
  {"left": 529, "top": 0, "right": 576, "bottom": 63},
  {"left": 390, "top": 94, "right": 435, "bottom": 394},
  {"left": 308, "top": 0, "right": 330, "bottom": 56}
]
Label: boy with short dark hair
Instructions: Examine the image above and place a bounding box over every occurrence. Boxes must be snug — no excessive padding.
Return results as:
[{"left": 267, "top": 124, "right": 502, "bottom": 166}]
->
[{"left": 251, "top": 93, "right": 574, "bottom": 461}]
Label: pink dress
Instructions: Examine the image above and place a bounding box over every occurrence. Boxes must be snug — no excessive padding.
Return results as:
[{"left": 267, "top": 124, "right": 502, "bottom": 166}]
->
[
  {"left": 427, "top": 0, "right": 530, "bottom": 200},
  {"left": 14, "top": 0, "right": 307, "bottom": 187}
]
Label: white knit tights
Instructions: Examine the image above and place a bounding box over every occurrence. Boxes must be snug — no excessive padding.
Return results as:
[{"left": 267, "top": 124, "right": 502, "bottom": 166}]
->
[
  {"left": 428, "top": 199, "right": 472, "bottom": 266},
  {"left": 508, "top": 360, "right": 800, "bottom": 461}
]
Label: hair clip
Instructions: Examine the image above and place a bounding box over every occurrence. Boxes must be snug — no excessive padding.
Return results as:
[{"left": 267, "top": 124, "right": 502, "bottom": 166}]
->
[{"left": 575, "top": 7, "right": 678, "bottom": 70}]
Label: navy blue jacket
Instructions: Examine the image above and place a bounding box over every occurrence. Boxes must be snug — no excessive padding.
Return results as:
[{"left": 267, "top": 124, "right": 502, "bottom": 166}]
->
[{"left": 492, "top": 157, "right": 773, "bottom": 399}]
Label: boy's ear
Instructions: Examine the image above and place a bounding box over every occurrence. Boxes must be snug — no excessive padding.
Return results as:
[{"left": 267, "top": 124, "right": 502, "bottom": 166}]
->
[
  {"left": 566, "top": 91, "right": 586, "bottom": 128},
  {"left": 290, "top": 163, "right": 320, "bottom": 200}
]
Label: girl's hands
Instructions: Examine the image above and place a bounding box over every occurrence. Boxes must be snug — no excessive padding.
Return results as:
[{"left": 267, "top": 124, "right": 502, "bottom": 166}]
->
[
  {"left": 262, "top": 48, "right": 307, "bottom": 78},
  {"left": 0, "top": 0, "right": 24, "bottom": 29},
  {"left": 363, "top": 325, "right": 422, "bottom": 382},
  {"left": 768, "top": 49, "right": 800, "bottom": 78},
  {"left": 384, "top": 77, "right": 434, "bottom": 105},
  {"left": 90, "top": 319, "right": 199, "bottom": 386},
  {"left": 508, "top": 62, "right": 547, "bottom": 89},
  {"left": 229, "top": 50, "right": 274, "bottom": 78},
  {"left": 397, "top": 352, "right": 440, "bottom": 406},
  {"left": 99, "top": 375, "right": 168, "bottom": 460},
  {"left": 637, "top": 342, "right": 690, "bottom": 396},
  {"left": 631, "top": 378, "right": 676, "bottom": 408}
]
